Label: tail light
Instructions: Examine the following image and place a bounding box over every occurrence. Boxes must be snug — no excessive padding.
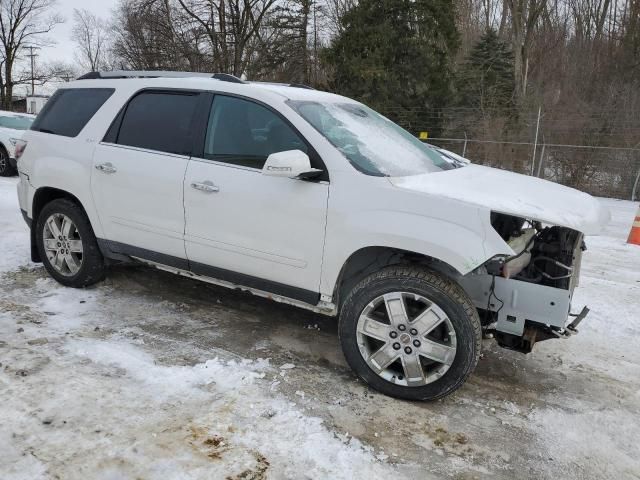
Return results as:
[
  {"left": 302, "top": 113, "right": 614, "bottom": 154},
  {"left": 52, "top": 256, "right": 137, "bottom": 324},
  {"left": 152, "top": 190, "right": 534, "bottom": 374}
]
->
[{"left": 14, "top": 139, "right": 27, "bottom": 160}]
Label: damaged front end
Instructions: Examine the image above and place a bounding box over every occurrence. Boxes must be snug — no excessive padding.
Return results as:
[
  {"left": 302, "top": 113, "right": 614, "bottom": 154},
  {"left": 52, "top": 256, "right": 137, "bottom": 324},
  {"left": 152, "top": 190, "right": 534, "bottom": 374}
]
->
[{"left": 459, "top": 212, "right": 589, "bottom": 354}]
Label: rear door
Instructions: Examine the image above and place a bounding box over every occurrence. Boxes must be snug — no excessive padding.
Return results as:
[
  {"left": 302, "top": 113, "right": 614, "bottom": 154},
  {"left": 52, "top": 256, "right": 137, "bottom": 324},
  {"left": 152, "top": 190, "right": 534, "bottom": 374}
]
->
[
  {"left": 183, "top": 94, "right": 329, "bottom": 301},
  {"left": 91, "top": 90, "right": 203, "bottom": 263}
]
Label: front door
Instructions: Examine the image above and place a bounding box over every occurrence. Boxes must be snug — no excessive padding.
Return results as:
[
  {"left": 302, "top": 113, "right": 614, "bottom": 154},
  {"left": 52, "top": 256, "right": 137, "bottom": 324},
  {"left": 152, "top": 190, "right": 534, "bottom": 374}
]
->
[
  {"left": 184, "top": 94, "right": 329, "bottom": 301},
  {"left": 91, "top": 90, "right": 201, "bottom": 262}
]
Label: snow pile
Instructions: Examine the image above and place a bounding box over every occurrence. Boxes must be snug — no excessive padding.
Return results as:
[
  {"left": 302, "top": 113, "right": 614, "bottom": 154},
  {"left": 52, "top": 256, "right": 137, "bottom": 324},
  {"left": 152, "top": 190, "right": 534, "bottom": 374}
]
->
[{"left": 63, "top": 339, "right": 398, "bottom": 479}]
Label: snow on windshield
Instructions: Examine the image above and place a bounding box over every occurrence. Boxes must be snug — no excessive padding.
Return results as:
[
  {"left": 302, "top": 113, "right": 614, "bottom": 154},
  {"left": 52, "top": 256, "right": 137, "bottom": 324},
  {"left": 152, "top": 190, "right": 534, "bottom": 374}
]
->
[{"left": 289, "top": 100, "right": 453, "bottom": 177}]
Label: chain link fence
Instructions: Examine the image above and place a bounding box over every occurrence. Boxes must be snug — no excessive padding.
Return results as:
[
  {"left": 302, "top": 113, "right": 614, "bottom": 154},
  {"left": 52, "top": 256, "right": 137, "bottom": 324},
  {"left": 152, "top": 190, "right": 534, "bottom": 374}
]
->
[
  {"left": 379, "top": 105, "right": 640, "bottom": 201},
  {"left": 425, "top": 138, "right": 640, "bottom": 200}
]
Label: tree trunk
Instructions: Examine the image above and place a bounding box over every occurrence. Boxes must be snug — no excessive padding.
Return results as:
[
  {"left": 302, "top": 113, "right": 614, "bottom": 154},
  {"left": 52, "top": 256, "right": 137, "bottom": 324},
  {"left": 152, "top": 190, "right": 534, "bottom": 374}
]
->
[
  {"left": 300, "top": 0, "right": 311, "bottom": 84},
  {"left": 499, "top": 0, "right": 509, "bottom": 36},
  {"left": 3, "top": 59, "right": 13, "bottom": 111}
]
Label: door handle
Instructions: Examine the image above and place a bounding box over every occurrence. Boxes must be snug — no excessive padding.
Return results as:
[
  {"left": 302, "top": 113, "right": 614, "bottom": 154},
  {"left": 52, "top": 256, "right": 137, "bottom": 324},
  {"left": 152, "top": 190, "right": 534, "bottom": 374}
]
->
[
  {"left": 95, "top": 162, "right": 117, "bottom": 174},
  {"left": 190, "top": 181, "right": 219, "bottom": 193}
]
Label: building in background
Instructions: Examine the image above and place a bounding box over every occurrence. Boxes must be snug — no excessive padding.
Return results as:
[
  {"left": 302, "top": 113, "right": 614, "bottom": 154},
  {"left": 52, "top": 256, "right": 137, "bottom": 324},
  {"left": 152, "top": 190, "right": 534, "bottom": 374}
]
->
[
  {"left": 26, "top": 95, "right": 49, "bottom": 114},
  {"left": 11, "top": 94, "right": 49, "bottom": 114}
]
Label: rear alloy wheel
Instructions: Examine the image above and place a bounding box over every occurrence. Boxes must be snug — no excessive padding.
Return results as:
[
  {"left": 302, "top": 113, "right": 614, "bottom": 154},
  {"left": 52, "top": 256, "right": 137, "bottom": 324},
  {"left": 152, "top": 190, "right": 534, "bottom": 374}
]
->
[
  {"left": 36, "top": 199, "right": 105, "bottom": 287},
  {"left": 0, "top": 147, "right": 16, "bottom": 177},
  {"left": 42, "top": 213, "right": 84, "bottom": 277},
  {"left": 339, "top": 266, "right": 482, "bottom": 401}
]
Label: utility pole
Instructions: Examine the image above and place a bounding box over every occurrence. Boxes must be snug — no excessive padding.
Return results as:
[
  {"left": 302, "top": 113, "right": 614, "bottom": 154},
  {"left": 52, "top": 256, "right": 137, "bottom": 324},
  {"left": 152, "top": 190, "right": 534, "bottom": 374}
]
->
[
  {"left": 463, "top": 131, "right": 468, "bottom": 157},
  {"left": 25, "top": 46, "right": 39, "bottom": 96},
  {"left": 530, "top": 106, "right": 542, "bottom": 175}
]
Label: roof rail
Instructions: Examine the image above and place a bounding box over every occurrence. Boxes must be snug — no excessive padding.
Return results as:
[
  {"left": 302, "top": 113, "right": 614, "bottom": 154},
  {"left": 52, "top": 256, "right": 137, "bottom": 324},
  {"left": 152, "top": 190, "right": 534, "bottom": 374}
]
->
[
  {"left": 212, "top": 73, "right": 245, "bottom": 84},
  {"left": 76, "top": 70, "right": 246, "bottom": 84},
  {"left": 289, "top": 83, "right": 315, "bottom": 90}
]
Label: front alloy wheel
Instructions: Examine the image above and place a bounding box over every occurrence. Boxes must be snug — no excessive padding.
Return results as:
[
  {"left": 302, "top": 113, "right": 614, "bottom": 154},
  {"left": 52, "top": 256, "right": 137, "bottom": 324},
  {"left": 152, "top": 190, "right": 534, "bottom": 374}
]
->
[
  {"left": 339, "top": 266, "right": 482, "bottom": 401},
  {"left": 357, "top": 292, "right": 457, "bottom": 387}
]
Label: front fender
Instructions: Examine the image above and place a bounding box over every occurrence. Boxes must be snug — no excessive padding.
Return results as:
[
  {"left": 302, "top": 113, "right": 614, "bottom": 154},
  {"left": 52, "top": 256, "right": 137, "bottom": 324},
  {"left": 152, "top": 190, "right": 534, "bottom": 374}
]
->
[{"left": 320, "top": 207, "right": 504, "bottom": 296}]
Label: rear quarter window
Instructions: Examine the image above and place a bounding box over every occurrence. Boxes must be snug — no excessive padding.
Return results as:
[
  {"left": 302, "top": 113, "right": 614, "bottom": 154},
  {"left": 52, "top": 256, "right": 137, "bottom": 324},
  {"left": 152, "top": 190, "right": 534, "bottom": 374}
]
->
[{"left": 31, "top": 88, "right": 114, "bottom": 137}]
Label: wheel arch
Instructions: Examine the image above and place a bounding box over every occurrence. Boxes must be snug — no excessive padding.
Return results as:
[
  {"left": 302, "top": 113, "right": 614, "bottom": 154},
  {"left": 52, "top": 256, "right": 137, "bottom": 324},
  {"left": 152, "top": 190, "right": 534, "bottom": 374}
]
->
[{"left": 332, "top": 246, "right": 464, "bottom": 311}]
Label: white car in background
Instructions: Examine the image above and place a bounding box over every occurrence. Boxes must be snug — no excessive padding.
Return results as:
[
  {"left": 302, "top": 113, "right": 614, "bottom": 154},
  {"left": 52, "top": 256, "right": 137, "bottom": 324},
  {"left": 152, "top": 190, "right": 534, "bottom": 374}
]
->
[{"left": 0, "top": 110, "right": 36, "bottom": 177}]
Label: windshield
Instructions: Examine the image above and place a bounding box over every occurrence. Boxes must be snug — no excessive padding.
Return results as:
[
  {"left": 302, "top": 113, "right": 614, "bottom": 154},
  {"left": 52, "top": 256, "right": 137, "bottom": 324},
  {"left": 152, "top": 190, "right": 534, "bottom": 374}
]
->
[
  {"left": 288, "top": 100, "right": 454, "bottom": 176},
  {"left": 0, "top": 115, "right": 33, "bottom": 130}
]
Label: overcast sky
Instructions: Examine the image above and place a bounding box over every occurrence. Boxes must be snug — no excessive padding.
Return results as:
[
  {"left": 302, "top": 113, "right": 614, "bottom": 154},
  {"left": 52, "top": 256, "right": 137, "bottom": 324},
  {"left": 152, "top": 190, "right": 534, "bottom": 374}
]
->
[{"left": 21, "top": 0, "right": 116, "bottom": 95}]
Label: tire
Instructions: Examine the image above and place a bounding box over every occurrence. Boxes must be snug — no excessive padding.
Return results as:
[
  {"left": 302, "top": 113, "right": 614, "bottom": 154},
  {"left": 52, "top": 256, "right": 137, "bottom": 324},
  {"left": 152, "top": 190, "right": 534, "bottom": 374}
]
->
[
  {"left": 35, "top": 198, "right": 105, "bottom": 287},
  {"left": 339, "top": 265, "right": 482, "bottom": 401},
  {"left": 0, "top": 146, "right": 16, "bottom": 177}
]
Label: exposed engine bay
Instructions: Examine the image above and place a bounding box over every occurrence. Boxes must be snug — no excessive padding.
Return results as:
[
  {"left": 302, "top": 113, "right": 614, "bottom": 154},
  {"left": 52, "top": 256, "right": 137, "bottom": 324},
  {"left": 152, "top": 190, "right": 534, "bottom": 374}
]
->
[
  {"left": 490, "top": 212, "right": 585, "bottom": 291},
  {"left": 458, "top": 212, "right": 588, "bottom": 354}
]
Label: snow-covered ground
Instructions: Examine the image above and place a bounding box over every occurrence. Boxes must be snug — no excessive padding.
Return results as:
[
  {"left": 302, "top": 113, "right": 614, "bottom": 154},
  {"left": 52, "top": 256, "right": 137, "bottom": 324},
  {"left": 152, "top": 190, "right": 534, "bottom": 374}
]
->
[{"left": 0, "top": 175, "right": 639, "bottom": 479}]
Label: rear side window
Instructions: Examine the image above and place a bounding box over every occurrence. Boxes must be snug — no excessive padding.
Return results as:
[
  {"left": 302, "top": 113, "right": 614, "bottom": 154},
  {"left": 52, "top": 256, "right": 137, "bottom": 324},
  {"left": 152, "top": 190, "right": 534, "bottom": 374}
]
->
[
  {"left": 115, "top": 91, "right": 199, "bottom": 155},
  {"left": 31, "top": 88, "right": 114, "bottom": 137}
]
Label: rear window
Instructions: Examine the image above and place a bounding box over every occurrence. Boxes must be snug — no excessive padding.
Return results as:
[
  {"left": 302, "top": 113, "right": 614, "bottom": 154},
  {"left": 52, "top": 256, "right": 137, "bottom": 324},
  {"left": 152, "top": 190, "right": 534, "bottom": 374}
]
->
[
  {"left": 114, "top": 91, "right": 199, "bottom": 155},
  {"left": 31, "top": 88, "right": 114, "bottom": 137}
]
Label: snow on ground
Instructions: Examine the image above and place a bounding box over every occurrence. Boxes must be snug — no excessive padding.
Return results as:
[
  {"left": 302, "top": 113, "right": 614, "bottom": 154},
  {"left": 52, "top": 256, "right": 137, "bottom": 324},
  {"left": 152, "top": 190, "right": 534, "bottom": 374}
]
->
[
  {"left": 0, "top": 176, "right": 639, "bottom": 480},
  {"left": 0, "top": 178, "right": 28, "bottom": 271}
]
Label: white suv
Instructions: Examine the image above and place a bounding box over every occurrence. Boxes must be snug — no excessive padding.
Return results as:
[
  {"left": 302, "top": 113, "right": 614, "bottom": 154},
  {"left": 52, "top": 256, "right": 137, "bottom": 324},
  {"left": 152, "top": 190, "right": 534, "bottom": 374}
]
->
[{"left": 16, "top": 71, "right": 609, "bottom": 400}]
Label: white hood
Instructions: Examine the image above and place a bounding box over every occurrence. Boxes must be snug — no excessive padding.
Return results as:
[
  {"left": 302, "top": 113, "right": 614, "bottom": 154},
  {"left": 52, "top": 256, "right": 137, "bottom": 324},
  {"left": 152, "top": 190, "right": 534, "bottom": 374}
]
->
[{"left": 389, "top": 164, "right": 610, "bottom": 235}]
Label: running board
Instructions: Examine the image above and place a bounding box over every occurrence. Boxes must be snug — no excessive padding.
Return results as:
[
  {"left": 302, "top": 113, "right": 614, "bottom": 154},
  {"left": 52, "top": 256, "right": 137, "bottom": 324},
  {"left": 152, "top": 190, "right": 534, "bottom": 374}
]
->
[{"left": 133, "top": 257, "right": 337, "bottom": 317}]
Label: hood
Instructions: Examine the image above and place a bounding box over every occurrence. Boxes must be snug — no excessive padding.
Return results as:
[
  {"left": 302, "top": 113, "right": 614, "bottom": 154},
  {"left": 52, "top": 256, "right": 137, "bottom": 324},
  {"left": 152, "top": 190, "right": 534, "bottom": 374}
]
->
[{"left": 389, "top": 164, "right": 610, "bottom": 235}]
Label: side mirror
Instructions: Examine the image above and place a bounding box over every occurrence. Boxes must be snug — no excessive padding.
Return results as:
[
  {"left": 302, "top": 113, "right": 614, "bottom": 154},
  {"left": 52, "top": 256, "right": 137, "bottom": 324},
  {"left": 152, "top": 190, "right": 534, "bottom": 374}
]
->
[{"left": 262, "top": 150, "right": 323, "bottom": 179}]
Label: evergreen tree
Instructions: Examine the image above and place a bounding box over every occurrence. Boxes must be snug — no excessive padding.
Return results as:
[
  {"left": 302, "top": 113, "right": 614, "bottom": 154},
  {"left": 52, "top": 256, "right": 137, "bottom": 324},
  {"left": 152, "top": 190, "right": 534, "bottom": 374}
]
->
[
  {"left": 322, "top": 0, "right": 459, "bottom": 133},
  {"left": 456, "top": 29, "right": 515, "bottom": 112}
]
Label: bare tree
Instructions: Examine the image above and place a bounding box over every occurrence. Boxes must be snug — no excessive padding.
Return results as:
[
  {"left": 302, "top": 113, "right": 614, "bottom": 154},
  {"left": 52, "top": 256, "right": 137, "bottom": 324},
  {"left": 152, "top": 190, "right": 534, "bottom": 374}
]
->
[
  {"left": 111, "top": 0, "right": 211, "bottom": 71},
  {"left": 72, "top": 9, "right": 110, "bottom": 72},
  {"left": 175, "top": 0, "right": 277, "bottom": 76},
  {"left": 322, "top": 0, "right": 357, "bottom": 36},
  {"left": 0, "top": 0, "right": 63, "bottom": 109},
  {"left": 506, "top": 0, "right": 547, "bottom": 99}
]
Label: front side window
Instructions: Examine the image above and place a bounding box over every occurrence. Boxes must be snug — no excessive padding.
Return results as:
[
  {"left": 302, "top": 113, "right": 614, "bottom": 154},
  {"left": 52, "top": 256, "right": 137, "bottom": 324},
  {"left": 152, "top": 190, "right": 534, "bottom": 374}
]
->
[
  {"left": 289, "top": 100, "right": 454, "bottom": 177},
  {"left": 0, "top": 115, "right": 34, "bottom": 130},
  {"left": 203, "top": 95, "right": 307, "bottom": 169},
  {"left": 31, "top": 88, "right": 114, "bottom": 137},
  {"left": 116, "top": 91, "right": 199, "bottom": 155}
]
